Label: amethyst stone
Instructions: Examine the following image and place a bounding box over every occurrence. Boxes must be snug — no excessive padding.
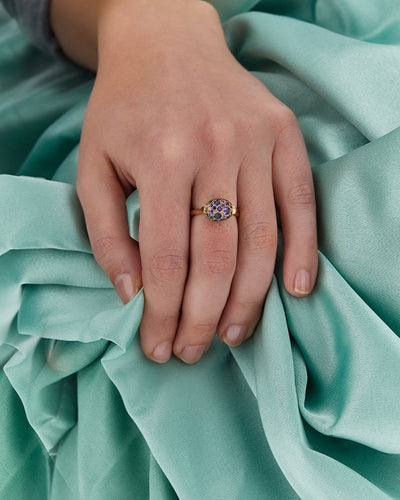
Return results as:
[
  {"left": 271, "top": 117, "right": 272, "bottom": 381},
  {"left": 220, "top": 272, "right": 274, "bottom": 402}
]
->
[{"left": 203, "top": 198, "right": 233, "bottom": 221}]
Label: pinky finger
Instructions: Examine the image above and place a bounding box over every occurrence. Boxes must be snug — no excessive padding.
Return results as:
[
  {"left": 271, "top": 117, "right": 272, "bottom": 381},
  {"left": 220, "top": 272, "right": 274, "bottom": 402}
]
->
[{"left": 272, "top": 113, "right": 318, "bottom": 297}]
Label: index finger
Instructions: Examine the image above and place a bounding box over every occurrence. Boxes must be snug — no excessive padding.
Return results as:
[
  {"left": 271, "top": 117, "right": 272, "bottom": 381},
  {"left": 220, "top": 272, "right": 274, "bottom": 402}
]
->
[{"left": 77, "top": 152, "right": 142, "bottom": 304}]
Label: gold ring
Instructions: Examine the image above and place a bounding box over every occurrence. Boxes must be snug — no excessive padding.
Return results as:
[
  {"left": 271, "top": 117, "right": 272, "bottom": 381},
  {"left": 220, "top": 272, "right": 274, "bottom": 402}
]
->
[{"left": 190, "top": 198, "right": 239, "bottom": 221}]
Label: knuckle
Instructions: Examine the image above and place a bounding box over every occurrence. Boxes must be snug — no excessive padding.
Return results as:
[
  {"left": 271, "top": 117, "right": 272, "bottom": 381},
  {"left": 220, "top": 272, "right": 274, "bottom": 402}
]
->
[
  {"left": 272, "top": 105, "right": 298, "bottom": 137},
  {"left": 239, "top": 297, "right": 266, "bottom": 311},
  {"left": 199, "top": 247, "right": 236, "bottom": 276},
  {"left": 175, "top": 321, "right": 217, "bottom": 350},
  {"left": 287, "top": 182, "right": 315, "bottom": 208},
  {"left": 158, "top": 132, "right": 188, "bottom": 166},
  {"left": 149, "top": 248, "right": 187, "bottom": 283},
  {"left": 242, "top": 220, "right": 277, "bottom": 252},
  {"left": 189, "top": 321, "right": 218, "bottom": 339},
  {"left": 91, "top": 235, "right": 119, "bottom": 268},
  {"left": 204, "top": 118, "right": 236, "bottom": 151},
  {"left": 192, "top": 320, "right": 218, "bottom": 334},
  {"left": 196, "top": 0, "right": 219, "bottom": 19}
]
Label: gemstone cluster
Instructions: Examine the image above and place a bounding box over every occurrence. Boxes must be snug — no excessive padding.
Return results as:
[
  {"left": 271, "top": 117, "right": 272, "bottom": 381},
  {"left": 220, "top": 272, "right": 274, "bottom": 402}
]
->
[{"left": 202, "top": 198, "right": 234, "bottom": 221}]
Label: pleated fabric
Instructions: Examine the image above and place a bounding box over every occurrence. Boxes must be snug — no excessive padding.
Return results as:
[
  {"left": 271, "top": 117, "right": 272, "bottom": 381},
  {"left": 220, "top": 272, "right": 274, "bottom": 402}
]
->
[{"left": 0, "top": 1, "right": 399, "bottom": 498}]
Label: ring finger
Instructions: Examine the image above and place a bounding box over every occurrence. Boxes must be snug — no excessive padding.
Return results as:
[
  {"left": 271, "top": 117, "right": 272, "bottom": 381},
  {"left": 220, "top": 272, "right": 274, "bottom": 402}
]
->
[{"left": 173, "top": 171, "right": 238, "bottom": 364}]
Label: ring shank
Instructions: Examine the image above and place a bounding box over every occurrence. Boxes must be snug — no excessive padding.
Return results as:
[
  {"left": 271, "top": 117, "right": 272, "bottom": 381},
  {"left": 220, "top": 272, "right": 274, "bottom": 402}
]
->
[{"left": 190, "top": 209, "right": 204, "bottom": 216}]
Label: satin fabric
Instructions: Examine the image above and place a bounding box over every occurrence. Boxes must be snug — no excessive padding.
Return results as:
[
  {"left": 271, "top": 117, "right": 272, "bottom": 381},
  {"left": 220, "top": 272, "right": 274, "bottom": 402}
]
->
[{"left": 0, "top": 1, "right": 399, "bottom": 498}]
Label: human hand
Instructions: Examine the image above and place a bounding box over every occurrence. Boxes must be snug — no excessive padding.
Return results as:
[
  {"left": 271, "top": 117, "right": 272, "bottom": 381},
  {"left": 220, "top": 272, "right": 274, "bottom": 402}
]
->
[{"left": 73, "top": 0, "right": 318, "bottom": 364}]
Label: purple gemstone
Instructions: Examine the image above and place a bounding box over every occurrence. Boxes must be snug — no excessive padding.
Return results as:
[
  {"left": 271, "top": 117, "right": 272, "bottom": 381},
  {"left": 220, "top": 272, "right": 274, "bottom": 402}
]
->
[
  {"left": 214, "top": 213, "right": 222, "bottom": 219},
  {"left": 223, "top": 207, "right": 231, "bottom": 215}
]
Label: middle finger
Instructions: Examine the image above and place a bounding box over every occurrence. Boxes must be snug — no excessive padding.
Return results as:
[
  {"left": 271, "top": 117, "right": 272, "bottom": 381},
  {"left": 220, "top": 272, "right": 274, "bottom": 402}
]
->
[{"left": 139, "top": 172, "right": 192, "bottom": 363}]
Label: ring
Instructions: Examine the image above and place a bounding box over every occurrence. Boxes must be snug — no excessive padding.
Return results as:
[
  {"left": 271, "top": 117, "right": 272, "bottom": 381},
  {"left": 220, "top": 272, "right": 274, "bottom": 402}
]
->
[{"left": 190, "top": 198, "right": 239, "bottom": 221}]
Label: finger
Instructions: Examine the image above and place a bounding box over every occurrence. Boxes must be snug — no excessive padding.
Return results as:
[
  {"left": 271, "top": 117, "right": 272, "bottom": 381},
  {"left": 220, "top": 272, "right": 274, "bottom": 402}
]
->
[
  {"left": 138, "top": 174, "right": 192, "bottom": 364},
  {"left": 77, "top": 153, "right": 142, "bottom": 304},
  {"left": 173, "top": 173, "right": 238, "bottom": 364},
  {"left": 272, "top": 113, "right": 318, "bottom": 296},
  {"left": 218, "top": 156, "right": 277, "bottom": 346}
]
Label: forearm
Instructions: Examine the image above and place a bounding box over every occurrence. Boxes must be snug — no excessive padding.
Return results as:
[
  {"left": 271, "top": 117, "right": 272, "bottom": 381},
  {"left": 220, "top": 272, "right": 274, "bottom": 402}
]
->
[
  {"left": 50, "top": 0, "right": 106, "bottom": 70},
  {"left": 49, "top": 0, "right": 214, "bottom": 72}
]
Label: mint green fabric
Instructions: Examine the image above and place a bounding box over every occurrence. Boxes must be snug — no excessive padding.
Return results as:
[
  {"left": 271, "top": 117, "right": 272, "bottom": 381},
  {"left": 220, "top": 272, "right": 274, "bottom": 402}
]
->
[{"left": 1, "top": 1, "right": 400, "bottom": 498}]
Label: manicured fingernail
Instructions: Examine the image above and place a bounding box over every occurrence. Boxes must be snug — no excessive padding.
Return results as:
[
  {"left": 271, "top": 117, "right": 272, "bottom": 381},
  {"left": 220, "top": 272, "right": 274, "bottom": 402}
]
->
[
  {"left": 180, "top": 345, "right": 206, "bottom": 364},
  {"left": 224, "top": 325, "right": 247, "bottom": 346},
  {"left": 294, "top": 269, "right": 311, "bottom": 295},
  {"left": 152, "top": 341, "right": 172, "bottom": 363},
  {"left": 115, "top": 273, "right": 141, "bottom": 304}
]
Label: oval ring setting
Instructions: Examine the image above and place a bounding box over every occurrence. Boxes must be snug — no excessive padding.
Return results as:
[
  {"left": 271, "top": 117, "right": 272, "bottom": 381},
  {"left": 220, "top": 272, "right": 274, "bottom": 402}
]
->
[{"left": 191, "top": 198, "right": 239, "bottom": 221}]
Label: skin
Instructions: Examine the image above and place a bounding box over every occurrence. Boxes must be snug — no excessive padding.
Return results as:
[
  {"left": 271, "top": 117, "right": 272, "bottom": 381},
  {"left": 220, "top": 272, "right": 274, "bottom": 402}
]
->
[{"left": 50, "top": 0, "right": 318, "bottom": 364}]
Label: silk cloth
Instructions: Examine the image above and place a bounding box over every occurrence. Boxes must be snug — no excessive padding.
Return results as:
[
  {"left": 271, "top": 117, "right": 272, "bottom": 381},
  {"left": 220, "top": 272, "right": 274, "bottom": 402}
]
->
[{"left": 1, "top": 1, "right": 399, "bottom": 498}]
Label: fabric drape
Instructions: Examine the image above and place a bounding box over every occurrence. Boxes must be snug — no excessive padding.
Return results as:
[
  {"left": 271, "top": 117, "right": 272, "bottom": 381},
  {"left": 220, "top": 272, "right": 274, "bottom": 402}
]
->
[{"left": 1, "top": 1, "right": 399, "bottom": 498}]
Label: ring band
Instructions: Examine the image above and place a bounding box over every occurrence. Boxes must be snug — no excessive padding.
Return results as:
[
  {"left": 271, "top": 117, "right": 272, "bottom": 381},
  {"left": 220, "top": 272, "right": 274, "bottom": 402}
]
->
[{"left": 190, "top": 198, "right": 239, "bottom": 221}]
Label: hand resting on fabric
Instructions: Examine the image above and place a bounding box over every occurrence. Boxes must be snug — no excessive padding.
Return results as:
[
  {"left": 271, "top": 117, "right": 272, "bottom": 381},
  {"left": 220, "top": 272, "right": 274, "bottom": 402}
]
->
[{"left": 50, "top": 0, "right": 318, "bottom": 364}]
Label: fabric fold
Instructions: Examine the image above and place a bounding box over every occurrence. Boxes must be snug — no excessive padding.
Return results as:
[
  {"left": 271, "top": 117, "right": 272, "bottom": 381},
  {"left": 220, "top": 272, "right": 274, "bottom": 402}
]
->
[{"left": 1, "top": 2, "right": 399, "bottom": 498}]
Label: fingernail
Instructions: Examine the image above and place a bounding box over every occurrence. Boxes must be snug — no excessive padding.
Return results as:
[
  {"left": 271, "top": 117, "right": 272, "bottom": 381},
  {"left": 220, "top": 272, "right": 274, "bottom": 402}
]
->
[
  {"left": 180, "top": 345, "right": 206, "bottom": 364},
  {"left": 294, "top": 269, "right": 311, "bottom": 295},
  {"left": 224, "top": 325, "right": 247, "bottom": 346},
  {"left": 115, "top": 273, "right": 141, "bottom": 304},
  {"left": 152, "top": 341, "right": 172, "bottom": 363}
]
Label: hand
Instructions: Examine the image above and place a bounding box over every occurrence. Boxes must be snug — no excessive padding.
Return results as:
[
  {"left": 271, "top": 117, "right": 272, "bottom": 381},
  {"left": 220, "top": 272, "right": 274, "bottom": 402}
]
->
[{"left": 73, "top": 0, "right": 318, "bottom": 363}]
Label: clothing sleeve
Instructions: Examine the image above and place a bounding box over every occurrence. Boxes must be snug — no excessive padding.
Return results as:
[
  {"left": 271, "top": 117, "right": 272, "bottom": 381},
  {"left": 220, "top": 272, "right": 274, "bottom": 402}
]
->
[{"left": 1, "top": 0, "right": 62, "bottom": 58}]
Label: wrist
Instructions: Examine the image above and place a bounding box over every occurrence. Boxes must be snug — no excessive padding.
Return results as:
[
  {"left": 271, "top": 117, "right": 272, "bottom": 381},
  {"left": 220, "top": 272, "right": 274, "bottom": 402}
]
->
[
  {"left": 96, "top": 0, "right": 221, "bottom": 70},
  {"left": 50, "top": 0, "right": 106, "bottom": 70},
  {"left": 51, "top": 0, "right": 220, "bottom": 72}
]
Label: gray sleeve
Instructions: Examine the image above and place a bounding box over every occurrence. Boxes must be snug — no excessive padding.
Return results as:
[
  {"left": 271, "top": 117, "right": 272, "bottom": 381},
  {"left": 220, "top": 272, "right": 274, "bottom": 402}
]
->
[{"left": 1, "top": 0, "right": 63, "bottom": 58}]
